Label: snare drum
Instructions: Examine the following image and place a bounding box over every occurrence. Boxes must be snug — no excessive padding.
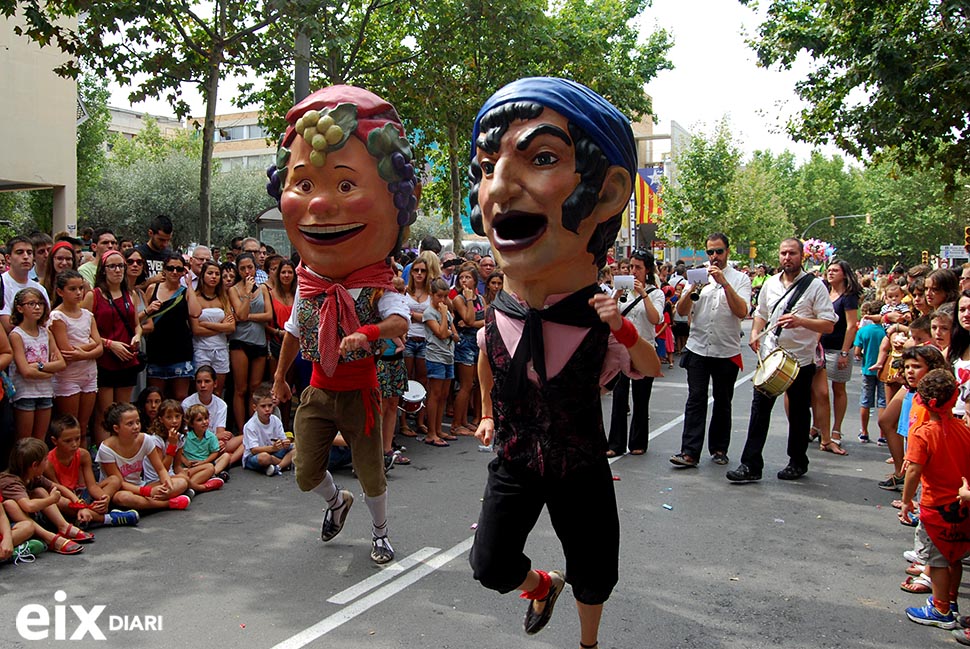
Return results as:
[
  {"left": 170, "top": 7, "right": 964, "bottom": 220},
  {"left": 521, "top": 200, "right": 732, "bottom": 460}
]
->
[
  {"left": 399, "top": 380, "right": 427, "bottom": 414},
  {"left": 753, "top": 348, "right": 800, "bottom": 398}
]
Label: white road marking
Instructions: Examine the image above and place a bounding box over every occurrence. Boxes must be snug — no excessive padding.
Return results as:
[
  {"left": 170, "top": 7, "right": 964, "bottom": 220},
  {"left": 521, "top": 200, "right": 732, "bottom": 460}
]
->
[
  {"left": 273, "top": 370, "right": 757, "bottom": 645},
  {"left": 271, "top": 538, "right": 474, "bottom": 649},
  {"left": 327, "top": 546, "right": 442, "bottom": 604}
]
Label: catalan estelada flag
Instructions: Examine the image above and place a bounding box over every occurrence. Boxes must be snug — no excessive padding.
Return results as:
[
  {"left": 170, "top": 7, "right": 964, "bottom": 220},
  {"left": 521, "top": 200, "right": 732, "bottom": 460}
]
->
[{"left": 635, "top": 165, "right": 664, "bottom": 225}]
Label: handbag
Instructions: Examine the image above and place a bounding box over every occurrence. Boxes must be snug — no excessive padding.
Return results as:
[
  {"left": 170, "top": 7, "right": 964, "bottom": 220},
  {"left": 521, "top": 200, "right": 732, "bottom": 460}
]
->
[
  {"left": 105, "top": 289, "right": 146, "bottom": 370},
  {"left": 0, "top": 370, "right": 15, "bottom": 400}
]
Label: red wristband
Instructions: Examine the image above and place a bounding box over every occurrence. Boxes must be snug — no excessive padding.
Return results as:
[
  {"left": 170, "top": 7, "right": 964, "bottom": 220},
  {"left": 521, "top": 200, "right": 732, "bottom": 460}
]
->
[
  {"left": 139, "top": 485, "right": 153, "bottom": 497},
  {"left": 612, "top": 317, "right": 638, "bottom": 348},
  {"left": 68, "top": 501, "right": 89, "bottom": 511},
  {"left": 166, "top": 444, "right": 178, "bottom": 457},
  {"left": 356, "top": 324, "right": 380, "bottom": 341}
]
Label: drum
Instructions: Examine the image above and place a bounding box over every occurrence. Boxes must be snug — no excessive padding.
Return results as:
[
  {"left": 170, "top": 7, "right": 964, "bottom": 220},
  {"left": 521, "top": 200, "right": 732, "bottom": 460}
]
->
[
  {"left": 399, "top": 380, "right": 426, "bottom": 413},
  {"left": 753, "top": 348, "right": 800, "bottom": 398}
]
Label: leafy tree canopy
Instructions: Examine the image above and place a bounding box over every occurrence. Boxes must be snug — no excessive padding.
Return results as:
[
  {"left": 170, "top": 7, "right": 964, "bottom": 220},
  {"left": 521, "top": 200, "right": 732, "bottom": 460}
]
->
[{"left": 741, "top": 0, "right": 970, "bottom": 192}]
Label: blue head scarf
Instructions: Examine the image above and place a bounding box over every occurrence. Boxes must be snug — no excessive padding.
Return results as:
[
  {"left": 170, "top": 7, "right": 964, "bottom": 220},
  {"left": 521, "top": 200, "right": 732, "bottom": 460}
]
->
[{"left": 470, "top": 77, "right": 637, "bottom": 181}]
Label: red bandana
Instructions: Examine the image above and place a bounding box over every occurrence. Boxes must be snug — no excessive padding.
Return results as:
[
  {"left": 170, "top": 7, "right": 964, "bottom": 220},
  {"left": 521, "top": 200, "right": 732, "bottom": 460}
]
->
[{"left": 296, "top": 260, "right": 395, "bottom": 377}]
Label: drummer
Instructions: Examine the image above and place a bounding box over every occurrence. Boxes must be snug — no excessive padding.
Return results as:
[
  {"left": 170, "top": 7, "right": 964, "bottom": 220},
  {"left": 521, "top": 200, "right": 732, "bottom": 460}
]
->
[{"left": 726, "top": 238, "right": 837, "bottom": 483}]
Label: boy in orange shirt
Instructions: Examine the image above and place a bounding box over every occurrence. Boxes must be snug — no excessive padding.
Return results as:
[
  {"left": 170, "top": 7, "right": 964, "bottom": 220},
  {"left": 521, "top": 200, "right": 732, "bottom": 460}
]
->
[{"left": 900, "top": 369, "right": 970, "bottom": 631}]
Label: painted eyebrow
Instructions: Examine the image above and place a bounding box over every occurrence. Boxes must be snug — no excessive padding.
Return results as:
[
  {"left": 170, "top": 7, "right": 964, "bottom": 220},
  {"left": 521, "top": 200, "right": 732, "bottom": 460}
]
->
[
  {"left": 293, "top": 163, "right": 306, "bottom": 171},
  {"left": 516, "top": 124, "right": 571, "bottom": 151},
  {"left": 334, "top": 164, "right": 355, "bottom": 171}
]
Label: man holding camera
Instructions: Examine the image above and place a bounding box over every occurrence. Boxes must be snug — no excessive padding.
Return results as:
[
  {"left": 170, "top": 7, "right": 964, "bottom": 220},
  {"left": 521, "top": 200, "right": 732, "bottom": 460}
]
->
[{"left": 670, "top": 233, "right": 751, "bottom": 468}]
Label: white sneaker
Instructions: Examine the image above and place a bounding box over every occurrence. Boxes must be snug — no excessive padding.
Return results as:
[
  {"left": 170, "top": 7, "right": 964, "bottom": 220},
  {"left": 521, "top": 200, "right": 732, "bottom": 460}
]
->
[
  {"left": 266, "top": 464, "right": 281, "bottom": 476},
  {"left": 904, "top": 550, "right": 922, "bottom": 563}
]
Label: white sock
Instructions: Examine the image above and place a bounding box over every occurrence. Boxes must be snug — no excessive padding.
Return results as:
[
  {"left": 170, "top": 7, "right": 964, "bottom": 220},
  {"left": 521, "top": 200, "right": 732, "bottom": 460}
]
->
[
  {"left": 364, "top": 492, "right": 388, "bottom": 538},
  {"left": 312, "top": 472, "right": 343, "bottom": 509}
]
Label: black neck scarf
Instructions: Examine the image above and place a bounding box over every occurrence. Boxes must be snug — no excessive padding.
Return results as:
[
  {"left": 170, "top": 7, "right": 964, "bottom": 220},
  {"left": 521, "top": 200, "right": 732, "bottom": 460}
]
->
[{"left": 490, "top": 283, "right": 607, "bottom": 398}]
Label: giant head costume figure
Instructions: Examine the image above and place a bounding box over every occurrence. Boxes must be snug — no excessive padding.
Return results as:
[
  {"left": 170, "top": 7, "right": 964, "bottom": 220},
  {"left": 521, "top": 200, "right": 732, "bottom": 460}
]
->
[
  {"left": 469, "top": 77, "right": 636, "bottom": 303},
  {"left": 267, "top": 86, "right": 418, "bottom": 280}
]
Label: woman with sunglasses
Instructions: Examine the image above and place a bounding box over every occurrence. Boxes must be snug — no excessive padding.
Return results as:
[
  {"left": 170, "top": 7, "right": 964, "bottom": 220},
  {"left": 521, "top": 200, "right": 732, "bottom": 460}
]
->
[
  {"left": 228, "top": 252, "right": 272, "bottom": 431},
  {"left": 82, "top": 250, "right": 143, "bottom": 443},
  {"left": 122, "top": 248, "right": 155, "bottom": 336},
  {"left": 144, "top": 252, "right": 201, "bottom": 400}
]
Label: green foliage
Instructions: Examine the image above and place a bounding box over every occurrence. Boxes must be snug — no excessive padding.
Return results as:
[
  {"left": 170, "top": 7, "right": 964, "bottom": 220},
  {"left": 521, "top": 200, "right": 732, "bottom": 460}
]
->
[
  {"left": 659, "top": 119, "right": 743, "bottom": 249},
  {"left": 76, "top": 71, "right": 110, "bottom": 211},
  {"left": 743, "top": 0, "right": 970, "bottom": 192}
]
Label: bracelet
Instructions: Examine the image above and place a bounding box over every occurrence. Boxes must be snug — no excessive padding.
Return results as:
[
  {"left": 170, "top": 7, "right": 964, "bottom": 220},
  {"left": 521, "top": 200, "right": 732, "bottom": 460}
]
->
[
  {"left": 165, "top": 444, "right": 178, "bottom": 457},
  {"left": 480, "top": 416, "right": 493, "bottom": 421},
  {"left": 139, "top": 485, "right": 153, "bottom": 497},
  {"left": 356, "top": 324, "right": 380, "bottom": 341},
  {"left": 612, "top": 317, "right": 639, "bottom": 348}
]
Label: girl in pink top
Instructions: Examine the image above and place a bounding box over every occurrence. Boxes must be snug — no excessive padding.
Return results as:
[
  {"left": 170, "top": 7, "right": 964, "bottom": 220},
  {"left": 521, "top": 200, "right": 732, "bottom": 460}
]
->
[
  {"left": 49, "top": 270, "right": 102, "bottom": 447},
  {"left": 8, "top": 287, "right": 65, "bottom": 440}
]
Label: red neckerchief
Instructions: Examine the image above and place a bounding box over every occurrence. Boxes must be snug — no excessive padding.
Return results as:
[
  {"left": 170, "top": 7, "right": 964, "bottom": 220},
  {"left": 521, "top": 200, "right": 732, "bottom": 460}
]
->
[{"left": 296, "top": 260, "right": 395, "bottom": 377}]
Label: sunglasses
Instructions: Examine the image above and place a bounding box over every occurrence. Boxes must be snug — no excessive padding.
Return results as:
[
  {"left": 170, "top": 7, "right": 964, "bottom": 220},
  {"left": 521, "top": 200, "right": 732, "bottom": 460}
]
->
[
  {"left": 706, "top": 248, "right": 726, "bottom": 256},
  {"left": 103, "top": 263, "right": 126, "bottom": 271},
  {"left": 165, "top": 265, "right": 187, "bottom": 274},
  {"left": 126, "top": 258, "right": 144, "bottom": 266}
]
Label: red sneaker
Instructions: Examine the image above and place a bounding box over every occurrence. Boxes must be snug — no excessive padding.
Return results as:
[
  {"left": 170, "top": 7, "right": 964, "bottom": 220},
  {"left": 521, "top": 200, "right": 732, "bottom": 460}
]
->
[
  {"left": 168, "top": 495, "right": 191, "bottom": 510},
  {"left": 203, "top": 477, "right": 225, "bottom": 491}
]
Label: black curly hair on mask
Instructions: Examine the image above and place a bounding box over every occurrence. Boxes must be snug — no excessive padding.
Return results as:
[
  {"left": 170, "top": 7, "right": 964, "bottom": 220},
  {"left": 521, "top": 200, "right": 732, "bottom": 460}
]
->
[{"left": 468, "top": 101, "right": 616, "bottom": 269}]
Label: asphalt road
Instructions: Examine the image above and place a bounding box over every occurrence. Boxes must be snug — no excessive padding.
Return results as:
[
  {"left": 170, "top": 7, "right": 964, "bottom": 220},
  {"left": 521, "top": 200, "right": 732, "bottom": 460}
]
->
[{"left": 0, "top": 322, "right": 955, "bottom": 648}]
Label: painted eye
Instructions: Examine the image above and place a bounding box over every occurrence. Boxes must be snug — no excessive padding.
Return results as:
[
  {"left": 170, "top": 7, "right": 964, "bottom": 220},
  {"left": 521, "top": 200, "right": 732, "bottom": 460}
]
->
[
  {"left": 480, "top": 160, "right": 495, "bottom": 175},
  {"left": 338, "top": 180, "right": 354, "bottom": 192},
  {"left": 297, "top": 179, "right": 313, "bottom": 192},
  {"left": 533, "top": 152, "right": 558, "bottom": 166}
]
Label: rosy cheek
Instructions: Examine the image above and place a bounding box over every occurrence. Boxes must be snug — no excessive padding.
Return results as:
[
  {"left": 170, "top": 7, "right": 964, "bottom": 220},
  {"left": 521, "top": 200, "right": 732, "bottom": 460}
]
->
[{"left": 280, "top": 192, "right": 302, "bottom": 216}]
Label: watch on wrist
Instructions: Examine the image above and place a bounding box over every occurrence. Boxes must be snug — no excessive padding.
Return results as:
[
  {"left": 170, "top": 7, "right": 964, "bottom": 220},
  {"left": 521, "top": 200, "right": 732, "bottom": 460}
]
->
[
  {"left": 37, "top": 361, "right": 45, "bottom": 372},
  {"left": 839, "top": 351, "right": 849, "bottom": 357}
]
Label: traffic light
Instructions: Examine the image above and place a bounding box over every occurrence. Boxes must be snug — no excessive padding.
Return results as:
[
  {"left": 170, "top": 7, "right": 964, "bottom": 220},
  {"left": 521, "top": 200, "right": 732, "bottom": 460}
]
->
[
  {"left": 829, "top": 214, "right": 836, "bottom": 227},
  {"left": 749, "top": 241, "right": 757, "bottom": 259},
  {"left": 922, "top": 250, "right": 929, "bottom": 264}
]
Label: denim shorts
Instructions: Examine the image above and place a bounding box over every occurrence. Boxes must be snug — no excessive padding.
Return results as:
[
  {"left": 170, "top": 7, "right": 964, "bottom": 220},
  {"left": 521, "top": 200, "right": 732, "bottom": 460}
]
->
[
  {"left": 403, "top": 338, "right": 426, "bottom": 359},
  {"left": 147, "top": 360, "right": 195, "bottom": 380},
  {"left": 454, "top": 332, "right": 479, "bottom": 366},
  {"left": 859, "top": 373, "right": 887, "bottom": 409},
  {"left": 12, "top": 396, "right": 53, "bottom": 412},
  {"left": 426, "top": 360, "right": 455, "bottom": 380},
  {"left": 244, "top": 448, "right": 288, "bottom": 471}
]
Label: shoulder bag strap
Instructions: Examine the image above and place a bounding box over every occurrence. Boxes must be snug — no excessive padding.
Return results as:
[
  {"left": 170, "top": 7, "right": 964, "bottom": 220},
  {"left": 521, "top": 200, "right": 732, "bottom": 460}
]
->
[{"left": 771, "top": 274, "right": 816, "bottom": 338}]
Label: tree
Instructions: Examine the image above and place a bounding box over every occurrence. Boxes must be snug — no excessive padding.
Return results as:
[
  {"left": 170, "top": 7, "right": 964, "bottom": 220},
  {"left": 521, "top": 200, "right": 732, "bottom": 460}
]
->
[
  {"left": 742, "top": 0, "right": 970, "bottom": 192},
  {"left": 658, "top": 119, "right": 743, "bottom": 249},
  {"left": 2, "top": 1, "right": 289, "bottom": 244},
  {"left": 852, "top": 163, "right": 967, "bottom": 267}
]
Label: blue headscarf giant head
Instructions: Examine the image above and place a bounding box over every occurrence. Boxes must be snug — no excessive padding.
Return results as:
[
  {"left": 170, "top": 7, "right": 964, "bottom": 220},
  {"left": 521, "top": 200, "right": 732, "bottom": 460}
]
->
[{"left": 468, "top": 77, "right": 636, "bottom": 268}]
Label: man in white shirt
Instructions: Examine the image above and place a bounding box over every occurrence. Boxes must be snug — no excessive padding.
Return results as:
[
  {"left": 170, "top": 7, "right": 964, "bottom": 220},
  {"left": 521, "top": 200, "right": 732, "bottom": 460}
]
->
[
  {"left": 727, "top": 238, "right": 837, "bottom": 483},
  {"left": 670, "top": 234, "right": 751, "bottom": 468},
  {"left": 1, "top": 235, "right": 50, "bottom": 334},
  {"left": 187, "top": 245, "right": 211, "bottom": 290}
]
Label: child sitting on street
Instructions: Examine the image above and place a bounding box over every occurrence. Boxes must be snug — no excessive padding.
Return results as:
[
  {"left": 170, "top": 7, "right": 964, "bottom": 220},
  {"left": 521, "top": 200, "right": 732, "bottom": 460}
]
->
[
  {"left": 182, "top": 404, "right": 231, "bottom": 484},
  {"left": 0, "top": 438, "right": 92, "bottom": 555},
  {"left": 147, "top": 400, "right": 224, "bottom": 494},
  {"left": 900, "top": 369, "right": 970, "bottom": 632},
  {"left": 242, "top": 384, "right": 293, "bottom": 476},
  {"left": 43, "top": 414, "right": 139, "bottom": 527},
  {"left": 182, "top": 365, "right": 243, "bottom": 467},
  {"left": 0, "top": 503, "right": 47, "bottom": 566},
  {"left": 96, "top": 402, "right": 191, "bottom": 512}
]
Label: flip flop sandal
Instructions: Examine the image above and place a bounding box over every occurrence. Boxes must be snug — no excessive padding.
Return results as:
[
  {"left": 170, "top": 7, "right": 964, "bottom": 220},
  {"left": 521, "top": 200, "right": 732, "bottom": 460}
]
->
[
  {"left": 901, "top": 574, "right": 932, "bottom": 593},
  {"left": 891, "top": 499, "right": 904, "bottom": 509},
  {"left": 440, "top": 433, "right": 459, "bottom": 441},
  {"left": 399, "top": 427, "right": 419, "bottom": 438},
  {"left": 393, "top": 453, "right": 411, "bottom": 465},
  {"left": 820, "top": 442, "right": 848, "bottom": 456},
  {"left": 629, "top": 449, "right": 646, "bottom": 456},
  {"left": 49, "top": 534, "right": 84, "bottom": 555},
  {"left": 906, "top": 563, "right": 927, "bottom": 577},
  {"left": 809, "top": 427, "right": 821, "bottom": 443},
  {"left": 424, "top": 439, "right": 449, "bottom": 447},
  {"left": 64, "top": 525, "right": 95, "bottom": 543}
]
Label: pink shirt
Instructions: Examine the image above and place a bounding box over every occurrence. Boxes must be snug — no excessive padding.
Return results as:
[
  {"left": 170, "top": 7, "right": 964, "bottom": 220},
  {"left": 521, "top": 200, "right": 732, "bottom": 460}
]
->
[{"left": 478, "top": 290, "right": 640, "bottom": 388}]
